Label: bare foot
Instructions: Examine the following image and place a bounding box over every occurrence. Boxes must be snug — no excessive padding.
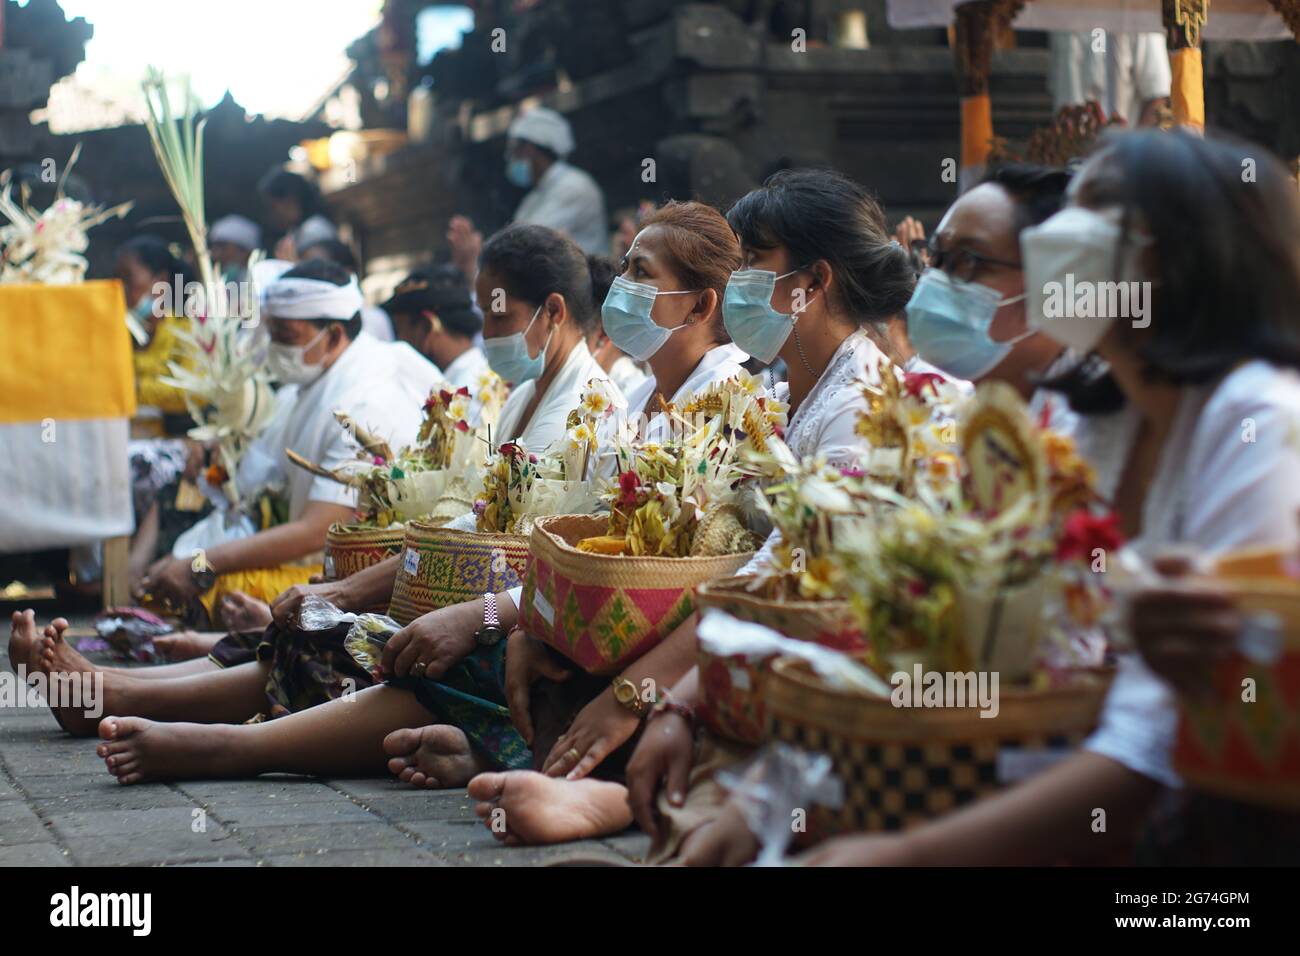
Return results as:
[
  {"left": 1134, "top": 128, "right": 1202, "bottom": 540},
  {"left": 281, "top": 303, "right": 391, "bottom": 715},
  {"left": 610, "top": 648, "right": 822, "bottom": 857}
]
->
[
  {"left": 383, "top": 725, "right": 486, "bottom": 789},
  {"left": 467, "top": 771, "right": 634, "bottom": 845},
  {"left": 218, "top": 591, "right": 271, "bottom": 632},
  {"left": 34, "top": 619, "right": 112, "bottom": 737},
  {"left": 152, "top": 630, "right": 222, "bottom": 661},
  {"left": 96, "top": 716, "right": 242, "bottom": 785},
  {"left": 7, "top": 610, "right": 39, "bottom": 671}
]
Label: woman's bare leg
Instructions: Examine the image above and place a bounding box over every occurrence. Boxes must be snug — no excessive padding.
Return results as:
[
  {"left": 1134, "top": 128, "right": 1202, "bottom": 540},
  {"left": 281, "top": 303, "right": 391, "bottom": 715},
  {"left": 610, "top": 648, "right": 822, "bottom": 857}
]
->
[{"left": 96, "top": 685, "right": 440, "bottom": 784}]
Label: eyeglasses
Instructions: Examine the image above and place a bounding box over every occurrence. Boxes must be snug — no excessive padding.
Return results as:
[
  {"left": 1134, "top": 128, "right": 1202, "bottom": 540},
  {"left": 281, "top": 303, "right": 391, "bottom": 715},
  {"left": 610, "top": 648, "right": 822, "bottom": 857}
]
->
[{"left": 927, "top": 242, "right": 1020, "bottom": 284}]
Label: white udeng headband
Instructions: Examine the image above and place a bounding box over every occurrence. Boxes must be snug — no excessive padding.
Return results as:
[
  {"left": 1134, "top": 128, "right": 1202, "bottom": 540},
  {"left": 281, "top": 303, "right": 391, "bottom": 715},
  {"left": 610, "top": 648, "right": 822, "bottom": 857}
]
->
[{"left": 262, "top": 276, "right": 365, "bottom": 321}]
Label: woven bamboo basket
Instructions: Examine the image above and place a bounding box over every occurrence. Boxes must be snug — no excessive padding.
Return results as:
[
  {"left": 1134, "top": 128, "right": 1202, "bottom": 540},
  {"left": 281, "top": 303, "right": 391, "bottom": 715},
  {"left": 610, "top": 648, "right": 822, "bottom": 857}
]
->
[
  {"left": 387, "top": 521, "right": 531, "bottom": 627},
  {"left": 1172, "top": 546, "right": 1300, "bottom": 810},
  {"left": 694, "top": 574, "right": 867, "bottom": 745},
  {"left": 520, "top": 514, "right": 753, "bottom": 675},
  {"left": 764, "top": 656, "right": 1112, "bottom": 841},
  {"left": 323, "top": 524, "right": 407, "bottom": 614}
]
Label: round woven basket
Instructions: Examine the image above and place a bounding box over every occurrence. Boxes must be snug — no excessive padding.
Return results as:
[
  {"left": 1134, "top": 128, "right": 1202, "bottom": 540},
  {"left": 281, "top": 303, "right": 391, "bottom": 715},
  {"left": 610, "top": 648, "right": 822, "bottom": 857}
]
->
[
  {"left": 387, "top": 521, "right": 531, "bottom": 626},
  {"left": 764, "top": 656, "right": 1112, "bottom": 841},
  {"left": 694, "top": 574, "right": 866, "bottom": 744},
  {"left": 520, "top": 514, "right": 753, "bottom": 675},
  {"left": 324, "top": 524, "right": 405, "bottom": 581}
]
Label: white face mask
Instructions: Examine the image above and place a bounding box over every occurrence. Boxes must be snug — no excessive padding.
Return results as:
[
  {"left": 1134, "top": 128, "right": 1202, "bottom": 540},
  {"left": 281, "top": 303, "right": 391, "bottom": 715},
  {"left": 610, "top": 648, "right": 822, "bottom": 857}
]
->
[
  {"left": 1021, "top": 206, "right": 1151, "bottom": 354},
  {"left": 267, "top": 326, "right": 330, "bottom": 386}
]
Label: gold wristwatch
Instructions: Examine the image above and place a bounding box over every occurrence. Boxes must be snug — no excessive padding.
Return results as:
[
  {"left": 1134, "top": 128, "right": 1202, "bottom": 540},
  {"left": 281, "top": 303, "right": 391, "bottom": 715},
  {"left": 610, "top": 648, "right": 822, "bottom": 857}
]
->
[{"left": 611, "top": 676, "right": 651, "bottom": 718}]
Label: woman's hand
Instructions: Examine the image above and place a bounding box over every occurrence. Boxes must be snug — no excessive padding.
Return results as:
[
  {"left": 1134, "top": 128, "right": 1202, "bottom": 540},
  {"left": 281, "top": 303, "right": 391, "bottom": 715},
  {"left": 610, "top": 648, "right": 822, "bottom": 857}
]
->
[
  {"left": 270, "top": 579, "right": 355, "bottom": 629},
  {"left": 503, "top": 628, "right": 571, "bottom": 746},
  {"left": 380, "top": 598, "right": 483, "bottom": 680},
  {"left": 1131, "top": 554, "right": 1239, "bottom": 701},
  {"left": 542, "top": 687, "right": 642, "bottom": 781},
  {"left": 676, "top": 801, "right": 759, "bottom": 867},
  {"left": 625, "top": 710, "right": 695, "bottom": 842}
]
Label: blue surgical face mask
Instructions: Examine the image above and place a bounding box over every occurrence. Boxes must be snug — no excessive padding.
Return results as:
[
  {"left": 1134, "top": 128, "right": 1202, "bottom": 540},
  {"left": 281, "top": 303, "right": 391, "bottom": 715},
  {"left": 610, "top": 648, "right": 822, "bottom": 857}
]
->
[
  {"left": 906, "top": 269, "right": 1030, "bottom": 381},
  {"left": 601, "top": 276, "right": 697, "bottom": 361},
  {"left": 506, "top": 157, "right": 533, "bottom": 189},
  {"left": 721, "top": 267, "right": 815, "bottom": 364},
  {"left": 482, "top": 304, "right": 552, "bottom": 384}
]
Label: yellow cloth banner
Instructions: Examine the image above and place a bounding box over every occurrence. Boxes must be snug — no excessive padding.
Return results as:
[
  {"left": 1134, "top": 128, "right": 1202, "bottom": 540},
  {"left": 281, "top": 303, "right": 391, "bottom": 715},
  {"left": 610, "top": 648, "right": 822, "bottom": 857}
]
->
[
  {"left": 1170, "top": 47, "right": 1205, "bottom": 131},
  {"left": 961, "top": 94, "right": 994, "bottom": 169},
  {"left": 0, "top": 280, "right": 137, "bottom": 424}
]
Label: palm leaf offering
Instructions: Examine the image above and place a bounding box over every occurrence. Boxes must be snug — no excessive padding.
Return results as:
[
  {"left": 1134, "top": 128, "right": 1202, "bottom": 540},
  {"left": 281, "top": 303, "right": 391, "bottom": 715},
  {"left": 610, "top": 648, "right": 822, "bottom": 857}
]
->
[{"left": 142, "top": 68, "right": 276, "bottom": 509}]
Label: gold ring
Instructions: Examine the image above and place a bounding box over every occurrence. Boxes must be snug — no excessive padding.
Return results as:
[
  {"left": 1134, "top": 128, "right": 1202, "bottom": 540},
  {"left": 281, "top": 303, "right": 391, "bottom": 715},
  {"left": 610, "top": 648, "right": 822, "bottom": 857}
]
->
[
  {"left": 565, "top": 747, "right": 580, "bottom": 764},
  {"left": 412, "top": 661, "right": 427, "bottom": 677}
]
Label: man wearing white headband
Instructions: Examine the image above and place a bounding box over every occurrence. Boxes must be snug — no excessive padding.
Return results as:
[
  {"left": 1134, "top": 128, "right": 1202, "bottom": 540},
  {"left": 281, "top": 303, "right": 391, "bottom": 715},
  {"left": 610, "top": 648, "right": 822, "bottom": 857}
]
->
[
  {"left": 447, "top": 106, "right": 609, "bottom": 279},
  {"left": 141, "top": 259, "right": 444, "bottom": 612}
]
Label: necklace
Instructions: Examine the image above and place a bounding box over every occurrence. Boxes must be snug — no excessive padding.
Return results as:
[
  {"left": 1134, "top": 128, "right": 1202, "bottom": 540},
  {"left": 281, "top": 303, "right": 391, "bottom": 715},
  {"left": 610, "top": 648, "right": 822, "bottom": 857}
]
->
[{"left": 792, "top": 321, "right": 820, "bottom": 378}]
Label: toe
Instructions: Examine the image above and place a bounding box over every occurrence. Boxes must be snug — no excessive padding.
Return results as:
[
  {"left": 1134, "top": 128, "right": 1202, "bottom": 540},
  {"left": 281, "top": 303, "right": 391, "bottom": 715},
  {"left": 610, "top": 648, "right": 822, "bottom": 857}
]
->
[
  {"left": 467, "top": 771, "right": 507, "bottom": 802},
  {"left": 98, "top": 717, "right": 119, "bottom": 741},
  {"left": 382, "top": 727, "right": 420, "bottom": 757}
]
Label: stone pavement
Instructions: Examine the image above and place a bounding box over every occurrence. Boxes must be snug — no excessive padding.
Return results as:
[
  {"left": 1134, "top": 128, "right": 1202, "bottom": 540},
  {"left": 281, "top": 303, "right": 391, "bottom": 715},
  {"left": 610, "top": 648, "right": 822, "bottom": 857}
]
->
[{"left": 0, "top": 618, "right": 650, "bottom": 867}]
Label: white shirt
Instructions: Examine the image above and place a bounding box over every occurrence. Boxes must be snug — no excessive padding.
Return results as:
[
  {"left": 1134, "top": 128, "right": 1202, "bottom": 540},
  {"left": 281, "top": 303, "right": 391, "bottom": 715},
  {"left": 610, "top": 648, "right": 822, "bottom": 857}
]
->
[
  {"left": 172, "top": 334, "right": 444, "bottom": 560},
  {"left": 495, "top": 339, "right": 616, "bottom": 452},
  {"left": 608, "top": 355, "right": 648, "bottom": 395},
  {"left": 740, "top": 330, "right": 896, "bottom": 575},
  {"left": 1082, "top": 361, "right": 1300, "bottom": 787},
  {"left": 513, "top": 161, "right": 609, "bottom": 256},
  {"left": 441, "top": 345, "right": 491, "bottom": 392},
  {"left": 256, "top": 333, "right": 445, "bottom": 519},
  {"left": 360, "top": 305, "right": 394, "bottom": 342},
  {"left": 604, "top": 343, "right": 750, "bottom": 451},
  {"left": 1050, "top": 31, "right": 1171, "bottom": 124}
]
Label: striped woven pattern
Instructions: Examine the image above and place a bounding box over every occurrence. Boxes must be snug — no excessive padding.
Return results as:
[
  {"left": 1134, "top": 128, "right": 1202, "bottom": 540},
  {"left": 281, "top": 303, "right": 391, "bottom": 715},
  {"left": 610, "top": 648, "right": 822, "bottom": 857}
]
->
[
  {"left": 324, "top": 524, "right": 407, "bottom": 613},
  {"left": 387, "top": 521, "right": 530, "bottom": 626},
  {"left": 520, "top": 514, "right": 752, "bottom": 675}
]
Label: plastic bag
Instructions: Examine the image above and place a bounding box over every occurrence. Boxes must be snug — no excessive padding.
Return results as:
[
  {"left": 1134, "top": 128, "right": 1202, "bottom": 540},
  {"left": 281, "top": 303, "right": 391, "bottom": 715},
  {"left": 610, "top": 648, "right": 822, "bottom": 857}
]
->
[
  {"left": 90, "top": 606, "right": 173, "bottom": 663},
  {"left": 716, "top": 743, "right": 845, "bottom": 867},
  {"left": 343, "top": 613, "right": 403, "bottom": 673}
]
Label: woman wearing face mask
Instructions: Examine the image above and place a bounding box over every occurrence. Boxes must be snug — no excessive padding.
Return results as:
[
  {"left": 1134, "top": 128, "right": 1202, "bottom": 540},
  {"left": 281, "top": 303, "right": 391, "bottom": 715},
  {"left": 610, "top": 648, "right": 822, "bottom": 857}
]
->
[
  {"left": 793, "top": 131, "right": 1300, "bottom": 867},
  {"left": 457, "top": 170, "right": 920, "bottom": 849}
]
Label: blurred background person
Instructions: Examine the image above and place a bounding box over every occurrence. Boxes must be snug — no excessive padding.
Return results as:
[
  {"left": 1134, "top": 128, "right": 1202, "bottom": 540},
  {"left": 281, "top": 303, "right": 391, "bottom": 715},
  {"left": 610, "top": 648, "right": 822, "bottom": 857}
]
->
[
  {"left": 258, "top": 168, "right": 337, "bottom": 262},
  {"left": 382, "top": 264, "right": 489, "bottom": 389},
  {"left": 447, "top": 106, "right": 609, "bottom": 281},
  {"left": 1050, "top": 30, "right": 1171, "bottom": 126},
  {"left": 208, "top": 214, "right": 262, "bottom": 284}
]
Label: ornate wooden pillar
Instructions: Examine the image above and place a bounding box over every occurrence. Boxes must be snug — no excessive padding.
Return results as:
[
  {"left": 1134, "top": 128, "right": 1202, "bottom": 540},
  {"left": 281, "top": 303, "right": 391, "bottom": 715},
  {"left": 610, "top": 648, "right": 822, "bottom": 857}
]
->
[
  {"left": 952, "top": 1, "right": 1022, "bottom": 186},
  {"left": 1162, "top": 0, "right": 1209, "bottom": 130}
]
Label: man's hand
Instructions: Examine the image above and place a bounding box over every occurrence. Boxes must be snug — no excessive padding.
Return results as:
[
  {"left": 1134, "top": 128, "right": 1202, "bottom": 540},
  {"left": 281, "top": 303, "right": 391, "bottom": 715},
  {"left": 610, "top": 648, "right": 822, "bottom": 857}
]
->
[
  {"left": 503, "top": 628, "right": 572, "bottom": 745},
  {"left": 137, "top": 556, "right": 200, "bottom": 607},
  {"left": 447, "top": 215, "right": 483, "bottom": 280},
  {"left": 380, "top": 598, "right": 483, "bottom": 679},
  {"left": 625, "top": 710, "right": 695, "bottom": 842}
]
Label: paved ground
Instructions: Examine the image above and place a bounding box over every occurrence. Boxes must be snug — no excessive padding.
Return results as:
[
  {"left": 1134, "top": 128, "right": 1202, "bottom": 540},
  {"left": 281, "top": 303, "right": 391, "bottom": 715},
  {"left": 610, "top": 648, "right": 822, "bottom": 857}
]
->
[{"left": 0, "top": 608, "right": 649, "bottom": 867}]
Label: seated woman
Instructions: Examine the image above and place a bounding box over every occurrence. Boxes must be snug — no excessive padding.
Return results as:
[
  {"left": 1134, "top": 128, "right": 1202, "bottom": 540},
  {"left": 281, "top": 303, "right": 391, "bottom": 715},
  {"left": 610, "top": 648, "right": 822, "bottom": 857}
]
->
[
  {"left": 625, "top": 162, "right": 1072, "bottom": 861},
  {"left": 458, "top": 169, "right": 919, "bottom": 845},
  {"left": 61, "top": 203, "right": 746, "bottom": 784},
  {"left": 693, "top": 130, "right": 1300, "bottom": 866}
]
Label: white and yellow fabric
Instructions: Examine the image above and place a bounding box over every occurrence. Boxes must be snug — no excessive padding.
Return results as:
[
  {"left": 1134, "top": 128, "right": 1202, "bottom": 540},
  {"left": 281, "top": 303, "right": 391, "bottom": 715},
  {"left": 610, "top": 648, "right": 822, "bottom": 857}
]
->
[{"left": 0, "top": 280, "right": 136, "bottom": 551}]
